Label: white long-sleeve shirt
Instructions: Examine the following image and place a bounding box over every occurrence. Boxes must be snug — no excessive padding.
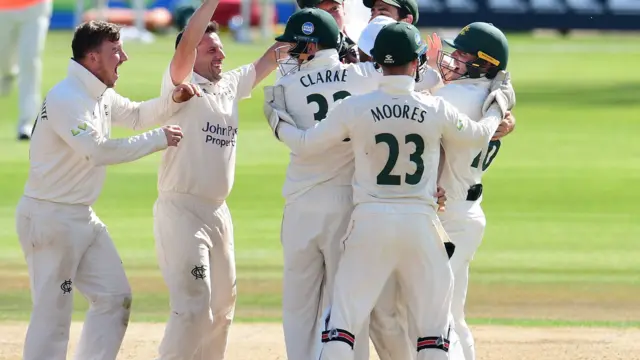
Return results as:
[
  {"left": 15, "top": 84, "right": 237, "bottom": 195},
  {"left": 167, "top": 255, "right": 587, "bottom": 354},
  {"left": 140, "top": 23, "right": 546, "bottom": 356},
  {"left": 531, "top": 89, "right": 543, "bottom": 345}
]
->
[
  {"left": 24, "top": 59, "right": 182, "bottom": 206},
  {"left": 434, "top": 78, "right": 496, "bottom": 201},
  {"left": 277, "top": 75, "right": 503, "bottom": 209}
]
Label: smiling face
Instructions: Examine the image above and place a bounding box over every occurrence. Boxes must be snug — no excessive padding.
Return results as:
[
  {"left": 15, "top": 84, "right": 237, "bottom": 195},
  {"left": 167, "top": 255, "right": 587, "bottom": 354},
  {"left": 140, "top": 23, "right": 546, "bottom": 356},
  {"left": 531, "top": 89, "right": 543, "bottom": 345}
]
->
[
  {"left": 318, "top": 0, "right": 345, "bottom": 31},
  {"left": 440, "top": 49, "right": 485, "bottom": 82},
  {"left": 93, "top": 39, "right": 128, "bottom": 88},
  {"left": 194, "top": 32, "right": 226, "bottom": 82}
]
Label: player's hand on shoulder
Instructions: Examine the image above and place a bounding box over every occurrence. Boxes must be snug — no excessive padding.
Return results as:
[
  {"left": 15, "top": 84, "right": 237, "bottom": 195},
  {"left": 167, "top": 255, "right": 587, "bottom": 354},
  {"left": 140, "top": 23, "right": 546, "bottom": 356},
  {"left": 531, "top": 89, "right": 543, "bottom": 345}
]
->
[
  {"left": 492, "top": 111, "right": 516, "bottom": 141},
  {"left": 172, "top": 83, "right": 202, "bottom": 103},
  {"left": 162, "top": 125, "right": 183, "bottom": 147}
]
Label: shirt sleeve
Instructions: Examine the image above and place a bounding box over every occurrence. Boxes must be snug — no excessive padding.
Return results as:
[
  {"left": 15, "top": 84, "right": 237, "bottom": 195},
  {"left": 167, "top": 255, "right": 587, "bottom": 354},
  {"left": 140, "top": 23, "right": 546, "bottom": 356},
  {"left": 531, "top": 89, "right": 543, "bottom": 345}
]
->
[
  {"left": 415, "top": 66, "right": 443, "bottom": 93},
  {"left": 160, "top": 63, "right": 193, "bottom": 97},
  {"left": 227, "top": 63, "right": 257, "bottom": 100},
  {"left": 439, "top": 97, "right": 501, "bottom": 146},
  {"left": 47, "top": 93, "right": 168, "bottom": 167},
  {"left": 277, "top": 99, "right": 352, "bottom": 155},
  {"left": 108, "top": 89, "right": 183, "bottom": 130}
]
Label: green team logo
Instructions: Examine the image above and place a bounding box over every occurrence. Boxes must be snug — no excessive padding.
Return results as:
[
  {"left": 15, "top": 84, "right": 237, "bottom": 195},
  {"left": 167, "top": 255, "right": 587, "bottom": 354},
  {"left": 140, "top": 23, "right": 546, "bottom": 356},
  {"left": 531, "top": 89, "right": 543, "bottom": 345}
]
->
[
  {"left": 456, "top": 118, "right": 464, "bottom": 130},
  {"left": 71, "top": 122, "right": 89, "bottom": 136}
]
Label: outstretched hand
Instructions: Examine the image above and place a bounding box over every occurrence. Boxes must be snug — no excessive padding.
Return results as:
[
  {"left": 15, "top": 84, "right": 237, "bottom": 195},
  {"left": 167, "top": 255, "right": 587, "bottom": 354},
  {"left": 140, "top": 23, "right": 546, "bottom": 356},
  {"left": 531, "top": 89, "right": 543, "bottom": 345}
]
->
[
  {"left": 172, "top": 83, "right": 202, "bottom": 103},
  {"left": 425, "top": 33, "right": 442, "bottom": 69}
]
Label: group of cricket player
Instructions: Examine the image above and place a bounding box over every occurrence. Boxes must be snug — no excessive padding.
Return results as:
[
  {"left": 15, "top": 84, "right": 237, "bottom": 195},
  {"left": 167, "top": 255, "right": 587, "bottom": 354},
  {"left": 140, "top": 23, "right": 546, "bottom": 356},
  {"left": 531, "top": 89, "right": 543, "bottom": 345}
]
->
[{"left": 14, "top": 0, "right": 515, "bottom": 358}]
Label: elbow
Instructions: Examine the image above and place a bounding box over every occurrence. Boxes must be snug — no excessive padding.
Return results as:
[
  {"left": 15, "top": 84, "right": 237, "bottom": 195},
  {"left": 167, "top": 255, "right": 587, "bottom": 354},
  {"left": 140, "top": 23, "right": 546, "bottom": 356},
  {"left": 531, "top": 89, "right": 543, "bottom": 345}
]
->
[
  {"left": 86, "top": 153, "right": 108, "bottom": 167},
  {"left": 84, "top": 145, "right": 111, "bottom": 167}
]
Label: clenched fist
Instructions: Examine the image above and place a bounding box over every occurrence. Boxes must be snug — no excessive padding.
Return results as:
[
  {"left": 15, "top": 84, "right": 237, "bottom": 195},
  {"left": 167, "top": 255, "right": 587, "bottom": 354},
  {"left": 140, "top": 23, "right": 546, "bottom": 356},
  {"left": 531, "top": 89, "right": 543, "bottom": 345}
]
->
[
  {"left": 162, "top": 125, "right": 183, "bottom": 147},
  {"left": 436, "top": 186, "right": 447, "bottom": 212},
  {"left": 172, "top": 83, "right": 201, "bottom": 103}
]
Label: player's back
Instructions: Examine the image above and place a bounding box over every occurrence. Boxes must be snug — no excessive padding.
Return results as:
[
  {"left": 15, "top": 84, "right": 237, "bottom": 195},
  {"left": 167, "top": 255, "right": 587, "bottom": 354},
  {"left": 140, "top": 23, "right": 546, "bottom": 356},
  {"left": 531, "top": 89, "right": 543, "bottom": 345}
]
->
[
  {"left": 434, "top": 78, "right": 496, "bottom": 201},
  {"left": 275, "top": 49, "right": 379, "bottom": 202},
  {"left": 344, "top": 80, "right": 452, "bottom": 210}
]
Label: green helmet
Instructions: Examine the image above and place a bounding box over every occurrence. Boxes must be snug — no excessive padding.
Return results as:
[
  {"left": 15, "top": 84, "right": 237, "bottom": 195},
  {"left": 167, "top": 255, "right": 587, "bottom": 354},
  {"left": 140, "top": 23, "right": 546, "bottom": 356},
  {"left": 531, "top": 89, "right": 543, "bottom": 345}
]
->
[
  {"left": 440, "top": 22, "right": 508, "bottom": 81},
  {"left": 363, "top": 0, "right": 419, "bottom": 25},
  {"left": 371, "top": 22, "right": 426, "bottom": 67},
  {"left": 275, "top": 8, "right": 341, "bottom": 50}
]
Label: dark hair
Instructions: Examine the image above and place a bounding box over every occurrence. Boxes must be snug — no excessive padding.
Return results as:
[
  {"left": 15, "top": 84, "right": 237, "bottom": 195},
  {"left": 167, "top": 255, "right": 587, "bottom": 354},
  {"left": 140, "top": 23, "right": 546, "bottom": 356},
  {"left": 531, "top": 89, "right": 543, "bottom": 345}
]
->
[
  {"left": 175, "top": 21, "right": 220, "bottom": 49},
  {"left": 72, "top": 20, "right": 121, "bottom": 60},
  {"left": 398, "top": 7, "right": 410, "bottom": 20}
]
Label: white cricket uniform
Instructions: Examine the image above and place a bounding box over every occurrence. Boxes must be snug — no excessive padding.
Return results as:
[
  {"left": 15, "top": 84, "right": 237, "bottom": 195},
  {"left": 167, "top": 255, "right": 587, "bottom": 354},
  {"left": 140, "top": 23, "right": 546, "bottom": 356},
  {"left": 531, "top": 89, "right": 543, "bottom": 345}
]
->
[
  {"left": 15, "top": 59, "right": 181, "bottom": 360},
  {"left": 153, "top": 63, "right": 256, "bottom": 360},
  {"left": 369, "top": 78, "right": 493, "bottom": 360},
  {"left": 434, "top": 78, "right": 494, "bottom": 360},
  {"left": 276, "top": 49, "right": 442, "bottom": 360},
  {"left": 277, "top": 75, "right": 503, "bottom": 360},
  {"left": 275, "top": 49, "right": 379, "bottom": 360},
  {"left": 0, "top": 0, "right": 52, "bottom": 135}
]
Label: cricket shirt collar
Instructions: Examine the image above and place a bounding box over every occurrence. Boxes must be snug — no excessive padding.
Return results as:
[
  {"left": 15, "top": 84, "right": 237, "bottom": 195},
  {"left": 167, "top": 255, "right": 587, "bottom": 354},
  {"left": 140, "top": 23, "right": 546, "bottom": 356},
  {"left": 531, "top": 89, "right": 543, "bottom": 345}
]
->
[
  {"left": 67, "top": 59, "right": 108, "bottom": 99},
  {"left": 192, "top": 71, "right": 213, "bottom": 85},
  {"left": 449, "top": 77, "right": 491, "bottom": 89},
  {"left": 379, "top": 75, "right": 416, "bottom": 94},
  {"left": 300, "top": 49, "right": 340, "bottom": 70}
]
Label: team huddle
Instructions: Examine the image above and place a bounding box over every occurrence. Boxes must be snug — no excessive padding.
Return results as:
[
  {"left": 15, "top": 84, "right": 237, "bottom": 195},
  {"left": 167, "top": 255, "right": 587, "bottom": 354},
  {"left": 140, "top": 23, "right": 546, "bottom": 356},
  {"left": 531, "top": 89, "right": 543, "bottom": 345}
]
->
[{"left": 14, "top": 0, "right": 515, "bottom": 359}]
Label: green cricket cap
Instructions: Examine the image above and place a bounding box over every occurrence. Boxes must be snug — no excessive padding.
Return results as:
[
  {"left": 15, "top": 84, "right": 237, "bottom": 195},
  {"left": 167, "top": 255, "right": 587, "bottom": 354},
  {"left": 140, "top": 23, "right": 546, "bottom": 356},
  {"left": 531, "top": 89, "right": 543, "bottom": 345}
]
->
[
  {"left": 443, "top": 22, "right": 509, "bottom": 70},
  {"left": 363, "top": 0, "right": 419, "bottom": 25},
  {"left": 371, "top": 22, "right": 426, "bottom": 66},
  {"left": 297, "top": 0, "right": 343, "bottom": 8},
  {"left": 275, "top": 8, "right": 341, "bottom": 49}
]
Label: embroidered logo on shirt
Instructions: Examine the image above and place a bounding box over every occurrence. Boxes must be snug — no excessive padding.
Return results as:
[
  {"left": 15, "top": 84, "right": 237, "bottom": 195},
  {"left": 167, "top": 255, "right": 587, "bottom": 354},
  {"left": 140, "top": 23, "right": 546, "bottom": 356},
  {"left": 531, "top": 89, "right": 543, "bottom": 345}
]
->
[{"left": 71, "top": 122, "right": 89, "bottom": 136}]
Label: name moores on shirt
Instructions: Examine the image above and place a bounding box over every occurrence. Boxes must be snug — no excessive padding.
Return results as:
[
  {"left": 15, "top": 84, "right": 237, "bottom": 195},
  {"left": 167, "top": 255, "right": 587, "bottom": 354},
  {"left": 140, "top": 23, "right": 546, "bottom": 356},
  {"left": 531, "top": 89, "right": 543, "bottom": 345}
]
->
[
  {"left": 201, "top": 121, "right": 238, "bottom": 148},
  {"left": 371, "top": 104, "right": 427, "bottom": 123}
]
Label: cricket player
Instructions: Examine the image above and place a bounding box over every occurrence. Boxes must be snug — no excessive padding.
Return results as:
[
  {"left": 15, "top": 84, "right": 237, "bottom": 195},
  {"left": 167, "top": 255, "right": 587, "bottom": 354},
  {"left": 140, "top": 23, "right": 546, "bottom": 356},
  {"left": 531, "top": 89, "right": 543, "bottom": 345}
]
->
[
  {"left": 267, "top": 9, "right": 446, "bottom": 360},
  {"left": 14, "top": 20, "right": 196, "bottom": 360},
  {"left": 433, "top": 22, "right": 514, "bottom": 360},
  {"left": 370, "top": 22, "right": 517, "bottom": 360},
  {"left": 278, "top": 0, "right": 359, "bottom": 81},
  {"left": 152, "top": 0, "right": 283, "bottom": 358},
  {"left": 270, "top": 9, "right": 378, "bottom": 360},
  {"left": 266, "top": 22, "right": 515, "bottom": 360},
  {"left": 0, "top": 0, "right": 52, "bottom": 140}
]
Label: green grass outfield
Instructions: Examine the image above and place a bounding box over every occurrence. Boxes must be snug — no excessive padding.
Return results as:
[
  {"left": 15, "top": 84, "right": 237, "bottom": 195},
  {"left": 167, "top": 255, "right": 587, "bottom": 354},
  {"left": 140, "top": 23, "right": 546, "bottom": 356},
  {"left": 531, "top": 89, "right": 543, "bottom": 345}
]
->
[{"left": 1, "top": 31, "right": 639, "bottom": 327}]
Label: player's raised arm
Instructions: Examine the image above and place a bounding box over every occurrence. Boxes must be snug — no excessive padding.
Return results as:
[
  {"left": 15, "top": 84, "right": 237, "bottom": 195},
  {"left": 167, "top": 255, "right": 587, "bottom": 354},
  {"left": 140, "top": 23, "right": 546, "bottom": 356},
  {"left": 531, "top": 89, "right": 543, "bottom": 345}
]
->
[
  {"left": 170, "top": 0, "right": 221, "bottom": 86},
  {"left": 273, "top": 99, "right": 352, "bottom": 154},
  {"left": 252, "top": 42, "right": 287, "bottom": 88},
  {"left": 47, "top": 93, "right": 181, "bottom": 167},
  {"left": 109, "top": 83, "right": 200, "bottom": 130}
]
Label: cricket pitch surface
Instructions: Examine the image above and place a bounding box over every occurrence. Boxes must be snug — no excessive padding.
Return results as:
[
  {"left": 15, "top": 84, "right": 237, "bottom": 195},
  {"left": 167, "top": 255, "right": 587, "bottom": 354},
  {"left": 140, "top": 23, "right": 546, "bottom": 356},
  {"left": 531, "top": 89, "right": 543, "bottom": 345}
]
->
[{"left": 1, "top": 322, "right": 638, "bottom": 359}]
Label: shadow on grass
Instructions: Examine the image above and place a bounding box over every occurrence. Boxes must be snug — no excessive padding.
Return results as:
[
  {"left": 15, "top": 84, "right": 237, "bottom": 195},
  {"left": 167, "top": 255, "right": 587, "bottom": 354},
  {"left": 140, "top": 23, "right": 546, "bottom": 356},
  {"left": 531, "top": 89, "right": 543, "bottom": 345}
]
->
[{"left": 517, "top": 82, "right": 640, "bottom": 108}]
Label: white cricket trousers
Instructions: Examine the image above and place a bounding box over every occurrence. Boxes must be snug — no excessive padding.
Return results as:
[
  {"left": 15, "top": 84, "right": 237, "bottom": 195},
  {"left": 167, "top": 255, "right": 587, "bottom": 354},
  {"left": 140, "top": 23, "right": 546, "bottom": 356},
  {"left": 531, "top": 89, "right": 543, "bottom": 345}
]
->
[
  {"left": 437, "top": 199, "right": 486, "bottom": 360},
  {"left": 154, "top": 192, "right": 236, "bottom": 360},
  {"left": 280, "top": 186, "right": 370, "bottom": 360},
  {"left": 320, "top": 203, "right": 454, "bottom": 360},
  {"left": 0, "top": 0, "right": 51, "bottom": 133},
  {"left": 15, "top": 195, "right": 132, "bottom": 360}
]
